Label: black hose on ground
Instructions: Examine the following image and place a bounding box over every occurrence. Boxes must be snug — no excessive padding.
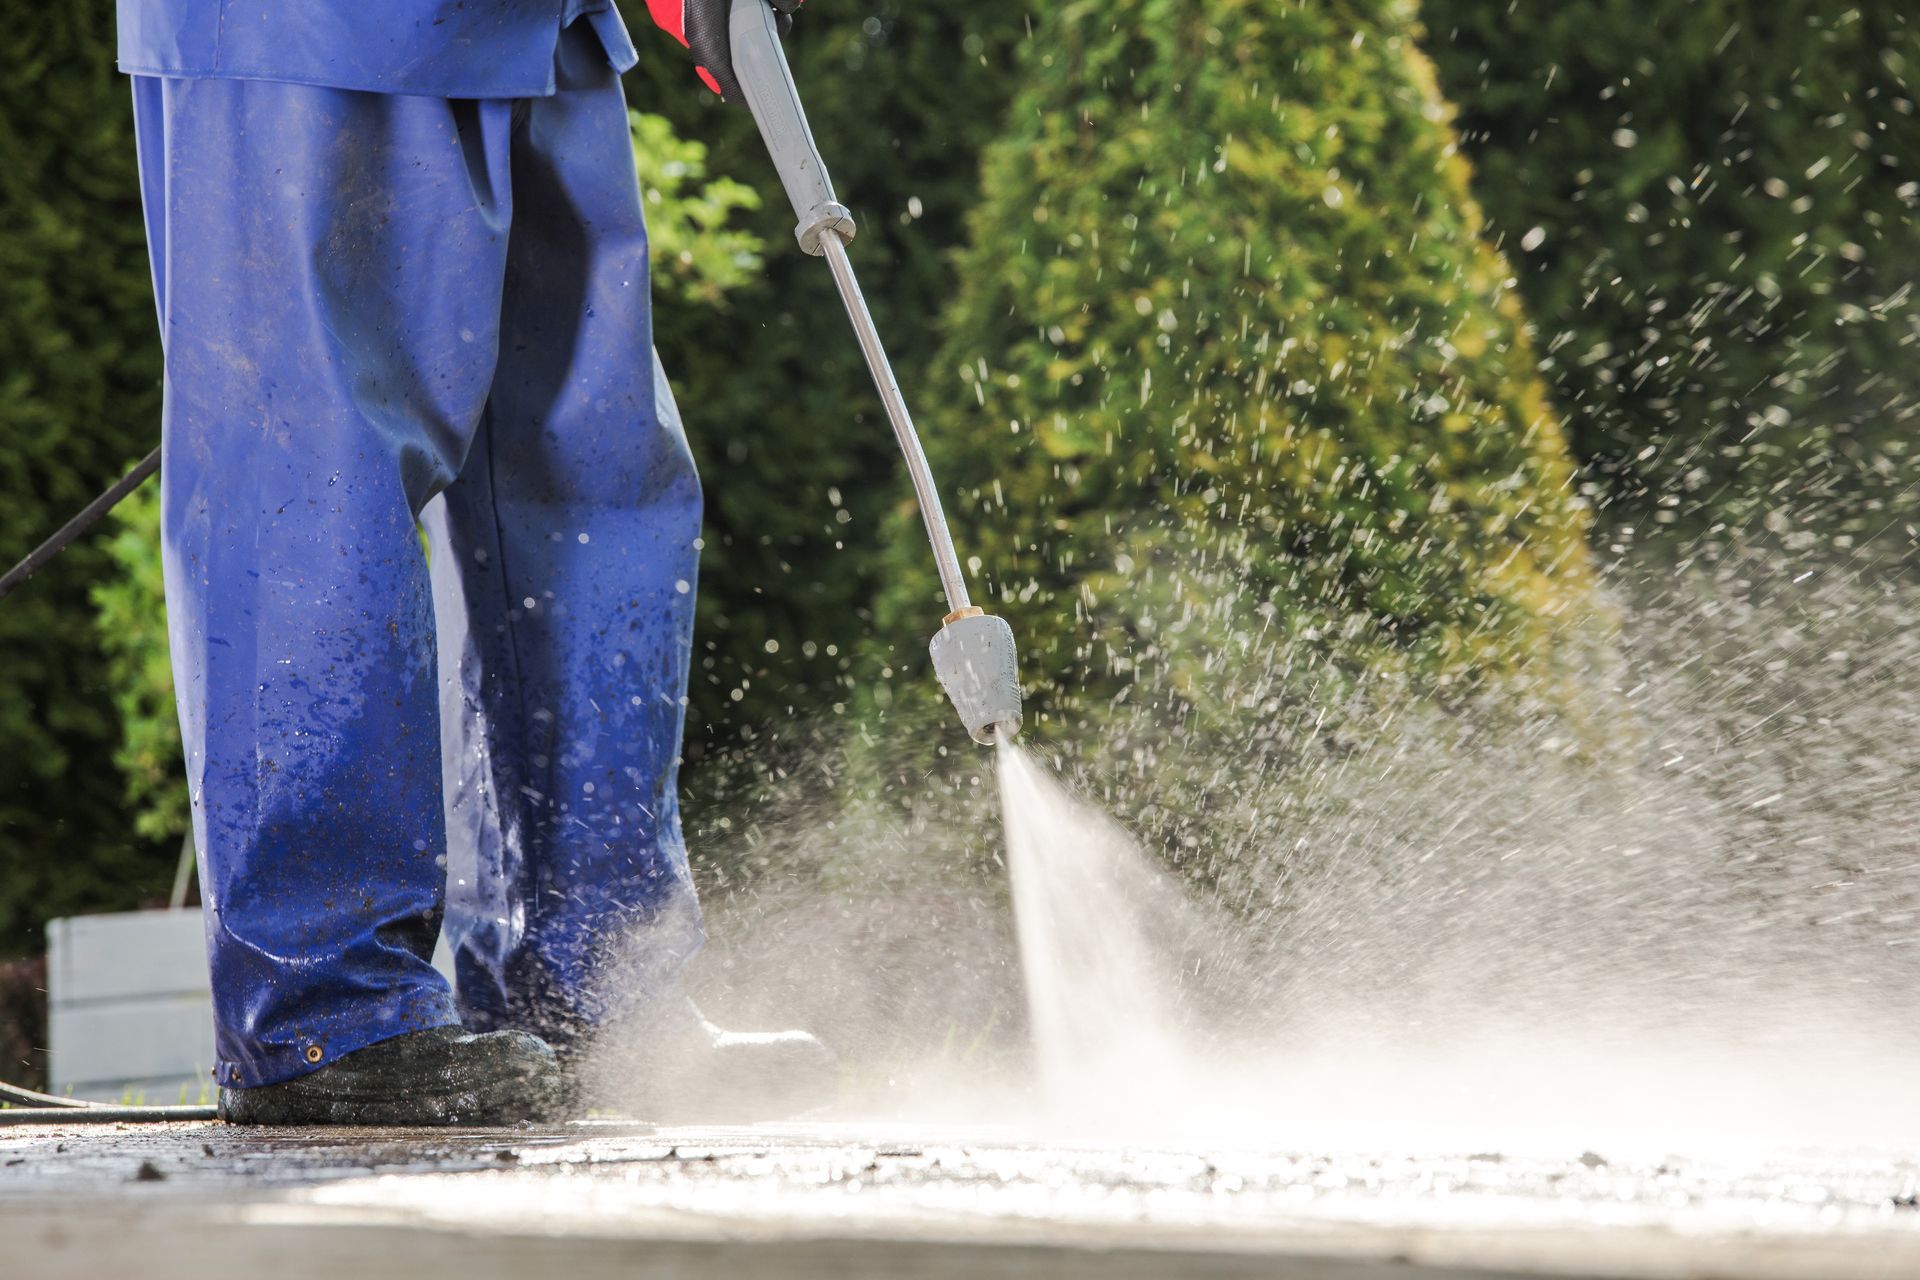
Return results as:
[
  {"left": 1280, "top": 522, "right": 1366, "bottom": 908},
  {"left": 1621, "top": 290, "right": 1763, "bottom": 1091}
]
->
[
  {"left": 0, "top": 446, "right": 161, "bottom": 603},
  {"left": 0, "top": 1104, "right": 219, "bottom": 1125}
]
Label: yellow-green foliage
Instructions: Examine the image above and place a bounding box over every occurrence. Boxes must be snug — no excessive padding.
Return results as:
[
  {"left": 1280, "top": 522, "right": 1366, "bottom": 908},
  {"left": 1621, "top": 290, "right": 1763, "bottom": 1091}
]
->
[
  {"left": 878, "top": 0, "right": 1597, "bottom": 738},
  {"left": 630, "top": 110, "right": 764, "bottom": 306},
  {"left": 88, "top": 480, "right": 184, "bottom": 843}
]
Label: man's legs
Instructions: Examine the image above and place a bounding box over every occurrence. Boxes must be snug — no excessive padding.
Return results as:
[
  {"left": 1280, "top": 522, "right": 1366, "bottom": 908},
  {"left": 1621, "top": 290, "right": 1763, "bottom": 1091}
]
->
[
  {"left": 427, "top": 24, "right": 706, "bottom": 1046},
  {"left": 134, "top": 72, "right": 518, "bottom": 1088}
]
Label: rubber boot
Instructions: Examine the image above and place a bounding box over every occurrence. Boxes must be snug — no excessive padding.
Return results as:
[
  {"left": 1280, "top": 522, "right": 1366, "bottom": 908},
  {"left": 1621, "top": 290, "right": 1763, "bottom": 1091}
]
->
[{"left": 218, "top": 1026, "right": 562, "bottom": 1126}]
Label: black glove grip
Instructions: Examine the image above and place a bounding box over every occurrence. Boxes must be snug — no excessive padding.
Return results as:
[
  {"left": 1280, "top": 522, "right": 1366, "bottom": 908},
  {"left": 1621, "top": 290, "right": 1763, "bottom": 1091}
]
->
[{"left": 685, "top": 0, "right": 746, "bottom": 102}]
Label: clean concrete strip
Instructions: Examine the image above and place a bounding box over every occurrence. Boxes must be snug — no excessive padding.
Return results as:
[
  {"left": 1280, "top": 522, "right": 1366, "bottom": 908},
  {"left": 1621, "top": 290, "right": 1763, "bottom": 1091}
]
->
[
  {"left": 6, "top": 1199, "right": 1919, "bottom": 1280},
  {"left": 3, "top": 1204, "right": 1526, "bottom": 1280},
  {"left": 4, "top": 1121, "right": 1918, "bottom": 1280}
]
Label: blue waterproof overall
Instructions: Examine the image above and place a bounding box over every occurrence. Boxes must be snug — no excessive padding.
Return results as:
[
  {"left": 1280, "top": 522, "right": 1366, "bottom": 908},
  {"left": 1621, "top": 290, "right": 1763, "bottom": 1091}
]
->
[{"left": 122, "top": 1, "right": 706, "bottom": 1088}]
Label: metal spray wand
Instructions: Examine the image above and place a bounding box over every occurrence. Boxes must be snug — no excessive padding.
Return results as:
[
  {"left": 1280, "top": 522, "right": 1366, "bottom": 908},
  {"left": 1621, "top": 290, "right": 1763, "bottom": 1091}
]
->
[{"left": 724, "top": 0, "right": 1022, "bottom": 745}]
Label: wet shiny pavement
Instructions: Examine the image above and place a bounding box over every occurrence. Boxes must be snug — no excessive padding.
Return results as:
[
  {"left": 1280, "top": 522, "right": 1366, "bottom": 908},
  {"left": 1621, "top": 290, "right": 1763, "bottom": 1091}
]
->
[{"left": 3, "top": 1119, "right": 1918, "bottom": 1278}]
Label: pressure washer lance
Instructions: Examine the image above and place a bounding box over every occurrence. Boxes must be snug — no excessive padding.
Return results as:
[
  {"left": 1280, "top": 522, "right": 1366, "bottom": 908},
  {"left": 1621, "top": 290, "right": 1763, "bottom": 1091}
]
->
[{"left": 725, "top": 0, "right": 1022, "bottom": 746}]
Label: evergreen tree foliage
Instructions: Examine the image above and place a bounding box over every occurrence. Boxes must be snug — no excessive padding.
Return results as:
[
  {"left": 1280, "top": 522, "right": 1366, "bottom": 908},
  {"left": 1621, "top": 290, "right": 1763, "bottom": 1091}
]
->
[
  {"left": 0, "top": 1, "right": 172, "bottom": 956},
  {"left": 1423, "top": 0, "right": 1920, "bottom": 531},
  {"left": 873, "top": 0, "right": 1600, "bottom": 751}
]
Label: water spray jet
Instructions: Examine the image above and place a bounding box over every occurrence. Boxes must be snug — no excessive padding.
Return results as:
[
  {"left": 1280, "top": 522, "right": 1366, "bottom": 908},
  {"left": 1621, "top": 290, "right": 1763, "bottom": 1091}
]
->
[{"left": 725, "top": 0, "right": 1022, "bottom": 746}]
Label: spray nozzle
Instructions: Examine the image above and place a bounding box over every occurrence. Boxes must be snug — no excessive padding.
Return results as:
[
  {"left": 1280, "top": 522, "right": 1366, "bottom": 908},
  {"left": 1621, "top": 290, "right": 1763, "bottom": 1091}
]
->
[{"left": 930, "top": 609, "right": 1023, "bottom": 746}]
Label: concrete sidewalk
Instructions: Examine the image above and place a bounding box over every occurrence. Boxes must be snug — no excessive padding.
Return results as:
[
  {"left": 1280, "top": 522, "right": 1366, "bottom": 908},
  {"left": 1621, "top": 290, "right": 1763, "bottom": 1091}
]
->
[{"left": 4, "top": 1119, "right": 1918, "bottom": 1279}]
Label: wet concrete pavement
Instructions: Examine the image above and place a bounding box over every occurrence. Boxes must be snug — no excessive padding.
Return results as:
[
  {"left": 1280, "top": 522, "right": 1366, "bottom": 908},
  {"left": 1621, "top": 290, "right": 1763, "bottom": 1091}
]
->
[{"left": 4, "top": 1119, "right": 1919, "bottom": 1278}]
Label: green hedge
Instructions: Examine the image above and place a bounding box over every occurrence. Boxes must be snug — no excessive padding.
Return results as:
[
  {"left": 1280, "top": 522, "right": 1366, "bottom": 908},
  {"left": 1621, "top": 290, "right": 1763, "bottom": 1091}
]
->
[
  {"left": 1423, "top": 0, "right": 1920, "bottom": 531},
  {"left": 871, "top": 0, "right": 1600, "bottom": 753},
  {"left": 0, "top": 1, "right": 172, "bottom": 956}
]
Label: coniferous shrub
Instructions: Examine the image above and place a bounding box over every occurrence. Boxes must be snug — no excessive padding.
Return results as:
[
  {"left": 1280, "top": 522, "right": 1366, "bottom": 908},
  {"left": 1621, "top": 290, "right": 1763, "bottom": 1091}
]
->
[{"left": 871, "top": 0, "right": 1601, "bottom": 757}]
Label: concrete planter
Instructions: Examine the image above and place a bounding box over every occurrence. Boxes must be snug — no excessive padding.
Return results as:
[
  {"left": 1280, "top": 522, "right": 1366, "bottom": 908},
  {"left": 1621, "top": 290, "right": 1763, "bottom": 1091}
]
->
[{"left": 46, "top": 908, "right": 214, "bottom": 1104}]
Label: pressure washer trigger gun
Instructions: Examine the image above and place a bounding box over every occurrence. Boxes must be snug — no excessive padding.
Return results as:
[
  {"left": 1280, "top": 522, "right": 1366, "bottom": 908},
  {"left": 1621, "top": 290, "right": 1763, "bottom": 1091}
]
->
[{"left": 726, "top": 0, "right": 1023, "bottom": 746}]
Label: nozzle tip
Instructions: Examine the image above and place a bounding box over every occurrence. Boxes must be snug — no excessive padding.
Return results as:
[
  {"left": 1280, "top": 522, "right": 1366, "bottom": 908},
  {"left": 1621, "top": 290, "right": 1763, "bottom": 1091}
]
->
[
  {"left": 973, "top": 718, "right": 1021, "bottom": 747},
  {"left": 929, "top": 613, "right": 1022, "bottom": 749}
]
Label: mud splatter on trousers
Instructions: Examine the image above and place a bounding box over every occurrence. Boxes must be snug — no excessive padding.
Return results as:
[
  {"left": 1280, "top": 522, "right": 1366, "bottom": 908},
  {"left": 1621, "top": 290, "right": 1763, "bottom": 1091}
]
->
[{"left": 133, "top": 21, "right": 704, "bottom": 1089}]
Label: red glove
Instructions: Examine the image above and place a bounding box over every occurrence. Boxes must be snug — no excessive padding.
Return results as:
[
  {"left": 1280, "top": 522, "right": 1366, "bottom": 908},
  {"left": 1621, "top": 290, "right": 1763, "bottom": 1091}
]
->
[{"left": 644, "top": 0, "right": 803, "bottom": 100}]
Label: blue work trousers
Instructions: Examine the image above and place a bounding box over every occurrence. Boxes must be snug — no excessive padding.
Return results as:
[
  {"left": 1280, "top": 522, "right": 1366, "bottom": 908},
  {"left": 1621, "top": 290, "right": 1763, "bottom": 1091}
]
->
[{"left": 134, "top": 23, "right": 705, "bottom": 1089}]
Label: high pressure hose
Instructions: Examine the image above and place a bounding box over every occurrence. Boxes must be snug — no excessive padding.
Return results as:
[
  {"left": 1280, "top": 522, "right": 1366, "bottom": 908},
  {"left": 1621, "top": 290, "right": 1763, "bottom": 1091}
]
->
[
  {"left": 0, "top": 447, "right": 159, "bottom": 604},
  {"left": 0, "top": 1078, "right": 216, "bottom": 1125}
]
